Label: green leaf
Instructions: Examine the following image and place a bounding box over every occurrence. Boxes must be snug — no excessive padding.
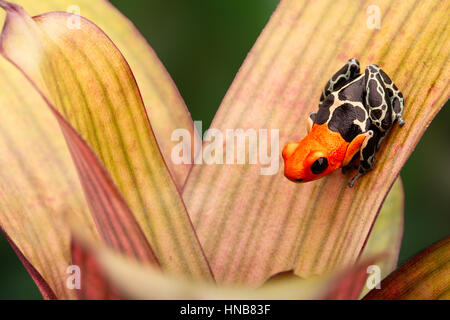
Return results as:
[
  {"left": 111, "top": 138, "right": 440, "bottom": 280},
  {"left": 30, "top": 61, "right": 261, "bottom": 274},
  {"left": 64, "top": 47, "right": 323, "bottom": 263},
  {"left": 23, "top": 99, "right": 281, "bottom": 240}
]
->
[
  {"left": 182, "top": 0, "right": 449, "bottom": 285},
  {"left": 364, "top": 237, "right": 450, "bottom": 300},
  {"left": 359, "top": 177, "right": 404, "bottom": 297}
]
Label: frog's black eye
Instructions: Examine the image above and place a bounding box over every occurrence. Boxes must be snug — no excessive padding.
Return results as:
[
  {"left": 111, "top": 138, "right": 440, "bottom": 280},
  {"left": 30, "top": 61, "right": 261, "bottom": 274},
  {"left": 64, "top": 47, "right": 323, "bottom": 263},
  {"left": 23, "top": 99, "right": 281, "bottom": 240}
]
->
[{"left": 311, "top": 157, "right": 328, "bottom": 174}]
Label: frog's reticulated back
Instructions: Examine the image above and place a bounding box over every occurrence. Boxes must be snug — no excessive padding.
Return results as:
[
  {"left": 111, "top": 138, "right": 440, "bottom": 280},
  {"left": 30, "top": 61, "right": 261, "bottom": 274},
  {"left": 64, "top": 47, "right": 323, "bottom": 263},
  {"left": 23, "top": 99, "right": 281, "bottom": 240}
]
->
[
  {"left": 282, "top": 124, "right": 349, "bottom": 183},
  {"left": 283, "top": 58, "right": 405, "bottom": 187}
]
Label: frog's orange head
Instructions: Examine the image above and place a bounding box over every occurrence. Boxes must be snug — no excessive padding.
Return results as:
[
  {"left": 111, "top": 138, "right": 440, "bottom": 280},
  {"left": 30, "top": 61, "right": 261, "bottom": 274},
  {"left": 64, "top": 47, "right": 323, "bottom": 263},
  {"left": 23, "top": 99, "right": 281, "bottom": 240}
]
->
[
  {"left": 282, "top": 125, "right": 347, "bottom": 183},
  {"left": 282, "top": 139, "right": 334, "bottom": 182}
]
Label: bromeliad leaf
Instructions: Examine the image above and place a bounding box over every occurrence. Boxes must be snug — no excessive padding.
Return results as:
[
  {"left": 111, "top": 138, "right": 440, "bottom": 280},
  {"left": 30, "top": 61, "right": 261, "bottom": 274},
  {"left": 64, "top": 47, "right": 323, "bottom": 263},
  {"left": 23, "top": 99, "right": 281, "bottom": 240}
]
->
[
  {"left": 364, "top": 237, "right": 450, "bottom": 300},
  {"left": 265, "top": 178, "right": 404, "bottom": 299},
  {"left": 0, "top": 4, "right": 160, "bottom": 296},
  {"left": 73, "top": 237, "right": 387, "bottom": 300},
  {"left": 11, "top": 0, "right": 200, "bottom": 189},
  {"left": 0, "top": 1, "right": 212, "bottom": 283},
  {"left": 71, "top": 238, "right": 122, "bottom": 299},
  {"left": 359, "top": 178, "right": 404, "bottom": 297},
  {"left": 182, "top": 0, "right": 449, "bottom": 285},
  {"left": 59, "top": 112, "right": 159, "bottom": 266},
  {"left": 0, "top": 56, "right": 96, "bottom": 299},
  {"left": 0, "top": 0, "right": 198, "bottom": 298}
]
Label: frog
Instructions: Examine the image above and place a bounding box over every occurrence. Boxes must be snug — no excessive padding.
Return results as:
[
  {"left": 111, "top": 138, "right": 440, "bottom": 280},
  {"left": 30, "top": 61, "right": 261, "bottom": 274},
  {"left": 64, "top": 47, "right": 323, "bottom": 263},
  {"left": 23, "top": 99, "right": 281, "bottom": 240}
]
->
[{"left": 282, "top": 58, "right": 405, "bottom": 187}]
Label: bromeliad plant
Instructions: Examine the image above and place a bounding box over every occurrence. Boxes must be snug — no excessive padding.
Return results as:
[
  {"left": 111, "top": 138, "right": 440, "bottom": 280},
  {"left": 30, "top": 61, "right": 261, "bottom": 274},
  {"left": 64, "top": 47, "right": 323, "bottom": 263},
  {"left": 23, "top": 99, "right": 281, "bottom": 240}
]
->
[{"left": 0, "top": 0, "right": 448, "bottom": 300}]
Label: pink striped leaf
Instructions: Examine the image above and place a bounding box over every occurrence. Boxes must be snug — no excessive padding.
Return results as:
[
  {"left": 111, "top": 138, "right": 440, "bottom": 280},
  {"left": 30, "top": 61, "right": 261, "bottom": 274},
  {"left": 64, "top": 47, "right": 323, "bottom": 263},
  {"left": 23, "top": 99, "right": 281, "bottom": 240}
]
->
[{"left": 182, "top": 0, "right": 449, "bottom": 285}]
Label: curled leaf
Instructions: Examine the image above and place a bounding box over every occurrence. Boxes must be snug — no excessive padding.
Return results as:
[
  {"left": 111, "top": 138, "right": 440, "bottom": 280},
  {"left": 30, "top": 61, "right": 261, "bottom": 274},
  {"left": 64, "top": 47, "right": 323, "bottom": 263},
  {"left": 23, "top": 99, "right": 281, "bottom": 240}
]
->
[{"left": 364, "top": 237, "right": 450, "bottom": 300}]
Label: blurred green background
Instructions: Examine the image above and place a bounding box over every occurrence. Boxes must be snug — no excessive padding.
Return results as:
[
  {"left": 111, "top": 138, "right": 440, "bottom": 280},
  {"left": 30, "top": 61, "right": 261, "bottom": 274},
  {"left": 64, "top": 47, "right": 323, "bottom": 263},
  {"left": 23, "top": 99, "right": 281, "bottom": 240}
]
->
[{"left": 0, "top": 0, "right": 448, "bottom": 299}]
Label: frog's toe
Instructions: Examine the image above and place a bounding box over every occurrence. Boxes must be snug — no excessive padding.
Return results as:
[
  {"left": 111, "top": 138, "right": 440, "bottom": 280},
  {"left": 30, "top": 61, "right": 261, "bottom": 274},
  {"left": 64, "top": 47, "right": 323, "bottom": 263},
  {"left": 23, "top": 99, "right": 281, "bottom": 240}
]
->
[
  {"left": 348, "top": 172, "right": 363, "bottom": 187},
  {"left": 398, "top": 118, "right": 406, "bottom": 126}
]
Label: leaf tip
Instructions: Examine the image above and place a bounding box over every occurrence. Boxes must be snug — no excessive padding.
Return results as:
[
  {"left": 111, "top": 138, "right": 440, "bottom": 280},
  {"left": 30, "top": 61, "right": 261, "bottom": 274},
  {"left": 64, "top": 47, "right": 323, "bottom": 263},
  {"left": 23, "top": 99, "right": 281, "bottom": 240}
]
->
[{"left": 0, "top": 1, "right": 22, "bottom": 13}]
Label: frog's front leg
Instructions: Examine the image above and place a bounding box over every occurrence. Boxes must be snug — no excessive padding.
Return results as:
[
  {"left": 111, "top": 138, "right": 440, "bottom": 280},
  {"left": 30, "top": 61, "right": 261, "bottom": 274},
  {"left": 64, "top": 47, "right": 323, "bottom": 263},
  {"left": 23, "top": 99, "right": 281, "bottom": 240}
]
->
[
  {"left": 348, "top": 130, "right": 379, "bottom": 187},
  {"left": 320, "top": 58, "right": 360, "bottom": 102},
  {"left": 341, "top": 130, "right": 375, "bottom": 185}
]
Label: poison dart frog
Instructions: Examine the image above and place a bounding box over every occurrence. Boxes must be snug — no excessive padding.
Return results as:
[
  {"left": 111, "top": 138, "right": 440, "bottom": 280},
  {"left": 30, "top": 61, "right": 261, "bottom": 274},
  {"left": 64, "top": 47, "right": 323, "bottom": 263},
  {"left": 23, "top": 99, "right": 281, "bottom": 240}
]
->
[{"left": 282, "top": 58, "right": 405, "bottom": 187}]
